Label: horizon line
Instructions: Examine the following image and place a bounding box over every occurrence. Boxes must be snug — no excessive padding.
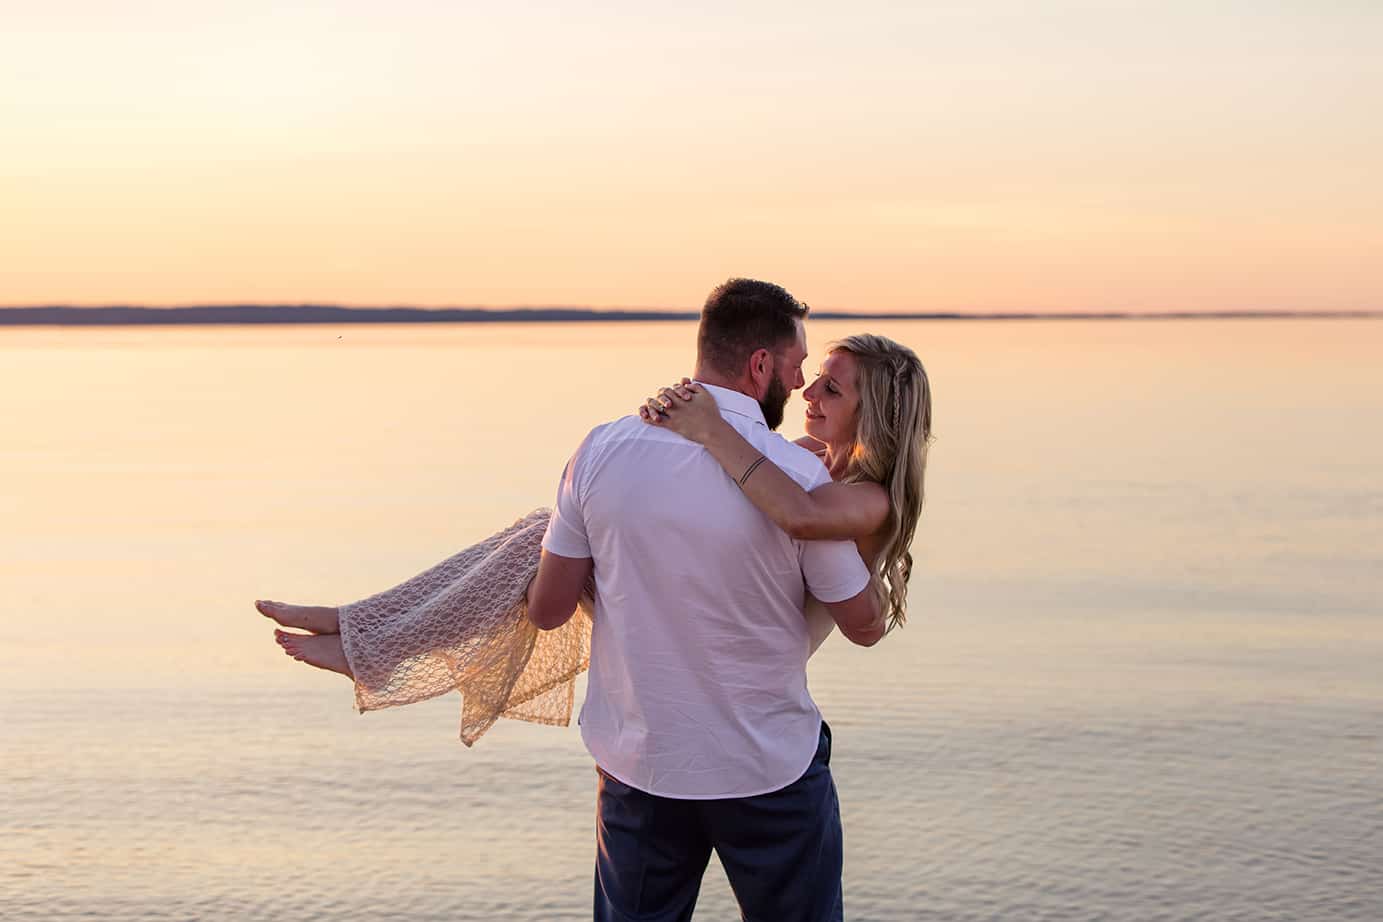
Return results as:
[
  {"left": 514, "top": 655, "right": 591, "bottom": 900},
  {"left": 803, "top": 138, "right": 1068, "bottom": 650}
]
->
[{"left": 1, "top": 304, "right": 1379, "bottom": 327}]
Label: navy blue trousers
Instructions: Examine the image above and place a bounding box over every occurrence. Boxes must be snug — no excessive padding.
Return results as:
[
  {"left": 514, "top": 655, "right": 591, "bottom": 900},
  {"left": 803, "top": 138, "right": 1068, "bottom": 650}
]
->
[{"left": 593, "top": 721, "right": 843, "bottom": 922}]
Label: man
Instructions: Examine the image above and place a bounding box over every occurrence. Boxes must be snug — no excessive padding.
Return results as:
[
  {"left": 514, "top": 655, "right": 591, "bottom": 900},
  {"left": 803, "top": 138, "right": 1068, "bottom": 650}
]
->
[{"left": 526, "top": 278, "right": 883, "bottom": 921}]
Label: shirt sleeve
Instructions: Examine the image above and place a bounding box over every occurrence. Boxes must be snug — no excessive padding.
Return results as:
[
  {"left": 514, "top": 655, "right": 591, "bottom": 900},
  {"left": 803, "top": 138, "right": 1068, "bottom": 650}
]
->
[
  {"left": 541, "top": 432, "right": 594, "bottom": 559},
  {"left": 800, "top": 538, "right": 871, "bottom": 602},
  {"left": 796, "top": 459, "right": 871, "bottom": 603}
]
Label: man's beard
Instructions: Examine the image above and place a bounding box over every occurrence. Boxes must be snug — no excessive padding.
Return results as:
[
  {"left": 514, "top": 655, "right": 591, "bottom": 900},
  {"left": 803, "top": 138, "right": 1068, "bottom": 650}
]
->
[{"left": 759, "top": 374, "right": 789, "bottom": 431}]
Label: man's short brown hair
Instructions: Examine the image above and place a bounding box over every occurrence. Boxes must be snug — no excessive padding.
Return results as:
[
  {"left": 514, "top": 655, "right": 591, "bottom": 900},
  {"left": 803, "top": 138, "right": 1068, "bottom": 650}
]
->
[{"left": 696, "top": 278, "right": 809, "bottom": 378}]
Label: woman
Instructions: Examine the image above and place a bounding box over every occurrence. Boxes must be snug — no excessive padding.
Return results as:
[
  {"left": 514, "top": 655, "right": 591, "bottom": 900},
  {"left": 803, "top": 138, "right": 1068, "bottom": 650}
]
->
[{"left": 259, "top": 333, "right": 933, "bottom": 744}]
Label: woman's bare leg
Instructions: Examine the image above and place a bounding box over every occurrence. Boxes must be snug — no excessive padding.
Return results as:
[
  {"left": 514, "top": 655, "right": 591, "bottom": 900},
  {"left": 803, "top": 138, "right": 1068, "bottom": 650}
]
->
[
  {"left": 256, "top": 599, "right": 340, "bottom": 635},
  {"left": 275, "top": 629, "right": 353, "bottom": 678}
]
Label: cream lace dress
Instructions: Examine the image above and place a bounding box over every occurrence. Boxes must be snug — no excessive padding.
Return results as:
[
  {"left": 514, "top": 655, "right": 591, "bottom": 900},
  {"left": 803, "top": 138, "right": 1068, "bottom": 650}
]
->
[{"left": 337, "top": 508, "right": 837, "bottom": 746}]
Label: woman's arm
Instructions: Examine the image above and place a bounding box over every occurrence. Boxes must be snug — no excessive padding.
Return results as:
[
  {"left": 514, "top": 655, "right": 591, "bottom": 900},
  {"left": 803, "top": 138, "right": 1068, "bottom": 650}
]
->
[{"left": 640, "top": 383, "right": 889, "bottom": 541}]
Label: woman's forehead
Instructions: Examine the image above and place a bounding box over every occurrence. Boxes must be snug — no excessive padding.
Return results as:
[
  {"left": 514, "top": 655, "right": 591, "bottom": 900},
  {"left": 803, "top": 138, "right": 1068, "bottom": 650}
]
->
[{"left": 821, "top": 350, "right": 857, "bottom": 381}]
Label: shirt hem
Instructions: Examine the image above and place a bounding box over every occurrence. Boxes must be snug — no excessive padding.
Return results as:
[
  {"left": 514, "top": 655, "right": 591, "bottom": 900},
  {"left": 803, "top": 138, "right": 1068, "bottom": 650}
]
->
[{"left": 584, "top": 714, "right": 824, "bottom": 800}]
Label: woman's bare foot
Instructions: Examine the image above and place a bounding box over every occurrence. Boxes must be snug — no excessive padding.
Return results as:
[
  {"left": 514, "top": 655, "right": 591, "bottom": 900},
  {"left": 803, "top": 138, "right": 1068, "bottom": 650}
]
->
[
  {"left": 275, "top": 629, "right": 353, "bottom": 679},
  {"left": 256, "top": 599, "right": 339, "bottom": 635}
]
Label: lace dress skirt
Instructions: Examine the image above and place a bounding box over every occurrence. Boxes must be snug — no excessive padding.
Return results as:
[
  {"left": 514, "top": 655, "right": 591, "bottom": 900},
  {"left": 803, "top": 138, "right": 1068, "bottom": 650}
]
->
[{"left": 337, "top": 508, "right": 592, "bottom": 746}]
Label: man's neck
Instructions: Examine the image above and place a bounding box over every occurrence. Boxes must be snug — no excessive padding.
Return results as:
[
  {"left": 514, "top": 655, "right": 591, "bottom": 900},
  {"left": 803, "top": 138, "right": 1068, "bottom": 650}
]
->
[{"left": 692, "top": 367, "right": 756, "bottom": 400}]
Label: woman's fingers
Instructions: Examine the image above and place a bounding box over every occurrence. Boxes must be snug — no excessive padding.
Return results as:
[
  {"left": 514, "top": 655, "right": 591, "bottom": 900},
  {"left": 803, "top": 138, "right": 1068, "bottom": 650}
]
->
[{"left": 640, "top": 379, "right": 703, "bottom": 423}]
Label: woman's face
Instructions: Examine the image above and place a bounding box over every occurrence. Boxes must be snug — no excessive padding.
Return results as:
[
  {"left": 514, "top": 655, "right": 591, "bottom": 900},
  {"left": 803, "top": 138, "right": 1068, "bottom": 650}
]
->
[{"left": 803, "top": 350, "right": 861, "bottom": 446}]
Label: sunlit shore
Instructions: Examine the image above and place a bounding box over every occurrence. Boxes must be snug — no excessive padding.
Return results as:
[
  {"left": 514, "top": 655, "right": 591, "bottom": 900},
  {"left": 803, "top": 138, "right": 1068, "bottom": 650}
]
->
[{"left": 3, "top": 316, "right": 1379, "bottom": 921}]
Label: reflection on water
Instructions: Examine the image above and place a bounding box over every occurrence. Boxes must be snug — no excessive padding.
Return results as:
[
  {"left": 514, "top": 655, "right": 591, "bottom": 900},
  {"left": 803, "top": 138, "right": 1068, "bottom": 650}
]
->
[{"left": 2, "top": 319, "right": 1381, "bottom": 920}]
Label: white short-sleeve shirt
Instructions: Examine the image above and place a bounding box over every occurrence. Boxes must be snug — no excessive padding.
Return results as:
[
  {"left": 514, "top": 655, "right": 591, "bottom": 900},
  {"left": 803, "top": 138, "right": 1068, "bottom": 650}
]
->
[{"left": 541, "top": 383, "right": 870, "bottom": 799}]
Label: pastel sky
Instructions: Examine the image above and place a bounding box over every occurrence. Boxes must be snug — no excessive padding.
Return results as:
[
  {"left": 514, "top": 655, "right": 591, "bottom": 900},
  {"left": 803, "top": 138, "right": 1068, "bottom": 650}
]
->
[{"left": 3, "top": 1, "right": 1380, "bottom": 311}]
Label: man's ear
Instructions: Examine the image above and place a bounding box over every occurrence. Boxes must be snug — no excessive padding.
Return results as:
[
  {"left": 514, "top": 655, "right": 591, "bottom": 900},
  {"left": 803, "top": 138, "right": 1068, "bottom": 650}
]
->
[{"left": 747, "top": 347, "right": 773, "bottom": 398}]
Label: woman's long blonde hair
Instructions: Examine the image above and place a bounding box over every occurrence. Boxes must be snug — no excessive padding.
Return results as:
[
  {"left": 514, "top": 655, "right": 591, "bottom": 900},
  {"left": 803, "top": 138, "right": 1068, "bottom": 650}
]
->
[{"left": 833, "top": 334, "right": 933, "bottom": 632}]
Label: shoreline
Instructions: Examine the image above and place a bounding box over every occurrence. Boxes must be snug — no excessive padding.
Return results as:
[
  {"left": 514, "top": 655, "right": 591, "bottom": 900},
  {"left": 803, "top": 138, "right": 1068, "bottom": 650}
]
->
[{"left": 2, "top": 306, "right": 1380, "bottom": 327}]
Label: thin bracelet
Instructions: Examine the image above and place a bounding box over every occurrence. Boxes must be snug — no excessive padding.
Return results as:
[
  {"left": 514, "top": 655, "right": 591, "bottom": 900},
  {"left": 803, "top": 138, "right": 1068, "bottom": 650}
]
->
[{"left": 738, "top": 455, "right": 768, "bottom": 487}]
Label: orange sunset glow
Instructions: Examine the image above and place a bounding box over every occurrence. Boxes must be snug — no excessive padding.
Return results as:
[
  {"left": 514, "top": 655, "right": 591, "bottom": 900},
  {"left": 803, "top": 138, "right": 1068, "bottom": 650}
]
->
[{"left": 3, "top": 2, "right": 1380, "bottom": 312}]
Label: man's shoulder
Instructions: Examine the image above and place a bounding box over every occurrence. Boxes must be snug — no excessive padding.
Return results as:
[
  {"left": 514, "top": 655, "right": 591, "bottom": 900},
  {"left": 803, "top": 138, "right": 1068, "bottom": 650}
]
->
[
  {"left": 760, "top": 432, "right": 832, "bottom": 489},
  {"left": 583, "top": 414, "right": 648, "bottom": 447},
  {"left": 574, "top": 416, "right": 828, "bottom": 487},
  {"left": 571, "top": 415, "right": 655, "bottom": 461}
]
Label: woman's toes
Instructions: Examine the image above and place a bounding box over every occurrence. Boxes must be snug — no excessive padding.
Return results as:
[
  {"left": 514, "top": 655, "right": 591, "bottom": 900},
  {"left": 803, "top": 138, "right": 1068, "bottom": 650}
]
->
[
  {"left": 258, "top": 600, "right": 337, "bottom": 634},
  {"left": 263, "top": 601, "right": 299, "bottom": 626}
]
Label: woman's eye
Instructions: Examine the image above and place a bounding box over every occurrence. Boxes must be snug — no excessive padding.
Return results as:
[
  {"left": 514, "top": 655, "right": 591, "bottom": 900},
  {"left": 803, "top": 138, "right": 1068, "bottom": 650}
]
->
[{"left": 826, "top": 385, "right": 839, "bottom": 395}]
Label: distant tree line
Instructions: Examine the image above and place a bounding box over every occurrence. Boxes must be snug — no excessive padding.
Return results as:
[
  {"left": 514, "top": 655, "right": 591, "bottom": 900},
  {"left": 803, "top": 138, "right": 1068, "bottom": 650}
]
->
[{"left": 0, "top": 306, "right": 1376, "bottom": 326}]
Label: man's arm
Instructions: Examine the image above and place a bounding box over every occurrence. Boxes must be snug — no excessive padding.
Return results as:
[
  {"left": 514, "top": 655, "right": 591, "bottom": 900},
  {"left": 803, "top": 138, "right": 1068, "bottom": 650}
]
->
[
  {"left": 526, "top": 549, "right": 594, "bottom": 630},
  {"left": 820, "top": 585, "right": 885, "bottom": 647},
  {"left": 800, "top": 514, "right": 883, "bottom": 647},
  {"left": 533, "top": 425, "right": 600, "bottom": 630}
]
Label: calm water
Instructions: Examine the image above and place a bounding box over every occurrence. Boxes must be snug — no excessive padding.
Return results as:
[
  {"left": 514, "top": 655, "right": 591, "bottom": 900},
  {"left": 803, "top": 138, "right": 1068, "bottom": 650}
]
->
[{"left": 2, "top": 319, "right": 1380, "bottom": 921}]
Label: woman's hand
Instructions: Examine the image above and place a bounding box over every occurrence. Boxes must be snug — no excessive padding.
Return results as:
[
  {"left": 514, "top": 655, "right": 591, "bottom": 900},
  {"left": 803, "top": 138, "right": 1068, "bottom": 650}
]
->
[{"left": 637, "top": 379, "right": 724, "bottom": 444}]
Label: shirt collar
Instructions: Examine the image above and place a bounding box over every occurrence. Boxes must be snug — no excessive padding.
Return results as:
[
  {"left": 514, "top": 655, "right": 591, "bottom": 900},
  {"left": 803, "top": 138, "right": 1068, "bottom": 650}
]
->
[{"left": 695, "top": 382, "right": 767, "bottom": 429}]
